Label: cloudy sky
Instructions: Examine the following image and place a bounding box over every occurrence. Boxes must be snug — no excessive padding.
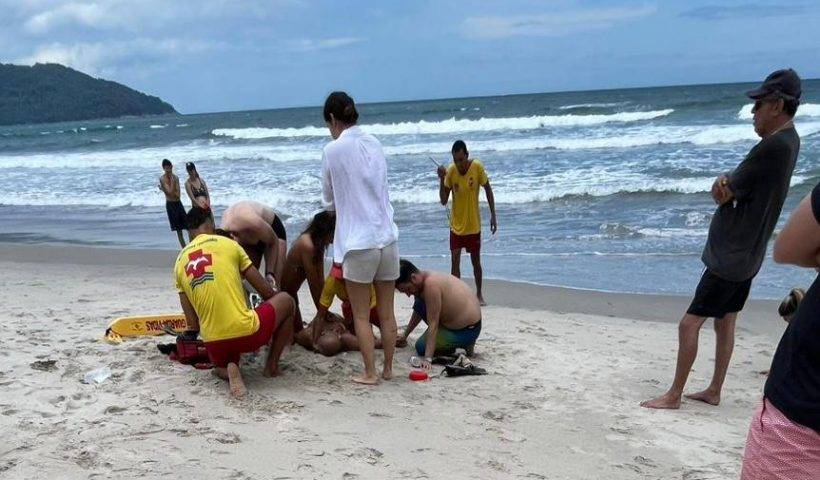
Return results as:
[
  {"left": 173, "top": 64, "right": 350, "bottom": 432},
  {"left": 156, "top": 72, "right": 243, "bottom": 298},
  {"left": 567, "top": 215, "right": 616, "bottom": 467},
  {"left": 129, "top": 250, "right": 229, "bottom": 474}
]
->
[{"left": 1, "top": 1, "right": 818, "bottom": 113}]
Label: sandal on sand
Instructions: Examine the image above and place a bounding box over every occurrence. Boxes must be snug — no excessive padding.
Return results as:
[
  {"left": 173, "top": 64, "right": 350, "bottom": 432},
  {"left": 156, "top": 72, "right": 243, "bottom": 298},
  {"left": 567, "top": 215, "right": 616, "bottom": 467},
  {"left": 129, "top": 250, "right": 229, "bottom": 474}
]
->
[{"left": 444, "top": 364, "right": 487, "bottom": 377}]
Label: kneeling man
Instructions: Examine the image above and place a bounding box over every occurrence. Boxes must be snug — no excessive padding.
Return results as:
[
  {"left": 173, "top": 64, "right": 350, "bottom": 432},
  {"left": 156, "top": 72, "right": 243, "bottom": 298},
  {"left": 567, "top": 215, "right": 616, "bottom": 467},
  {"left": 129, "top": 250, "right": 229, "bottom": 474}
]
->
[
  {"left": 394, "top": 259, "right": 482, "bottom": 370},
  {"left": 175, "top": 206, "right": 295, "bottom": 398}
]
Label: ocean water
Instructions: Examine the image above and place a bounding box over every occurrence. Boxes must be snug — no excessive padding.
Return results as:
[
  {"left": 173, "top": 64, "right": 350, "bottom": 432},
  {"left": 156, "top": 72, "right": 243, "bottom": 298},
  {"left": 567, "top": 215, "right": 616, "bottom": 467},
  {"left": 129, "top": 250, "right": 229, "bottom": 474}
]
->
[{"left": 1, "top": 81, "right": 819, "bottom": 299}]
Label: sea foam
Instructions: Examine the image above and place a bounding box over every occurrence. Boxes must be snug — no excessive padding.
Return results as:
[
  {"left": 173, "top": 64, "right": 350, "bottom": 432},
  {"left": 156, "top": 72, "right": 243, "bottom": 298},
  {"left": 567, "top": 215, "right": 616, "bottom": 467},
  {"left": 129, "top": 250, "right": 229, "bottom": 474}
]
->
[{"left": 211, "top": 109, "right": 674, "bottom": 139}]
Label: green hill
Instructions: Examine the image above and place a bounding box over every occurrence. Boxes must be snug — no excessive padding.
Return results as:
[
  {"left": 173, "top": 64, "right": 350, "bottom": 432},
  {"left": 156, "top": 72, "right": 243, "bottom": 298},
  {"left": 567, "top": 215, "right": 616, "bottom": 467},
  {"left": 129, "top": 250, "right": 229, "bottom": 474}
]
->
[{"left": 0, "top": 63, "right": 177, "bottom": 126}]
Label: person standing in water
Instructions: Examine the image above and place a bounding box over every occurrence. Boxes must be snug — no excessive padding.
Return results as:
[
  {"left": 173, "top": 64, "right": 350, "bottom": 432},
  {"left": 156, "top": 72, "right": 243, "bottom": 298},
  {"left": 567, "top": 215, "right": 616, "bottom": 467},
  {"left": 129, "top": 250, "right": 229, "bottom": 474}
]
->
[
  {"left": 158, "top": 158, "right": 187, "bottom": 248},
  {"left": 184, "top": 162, "right": 211, "bottom": 212},
  {"left": 641, "top": 69, "right": 802, "bottom": 410},
  {"left": 321, "top": 91, "right": 399, "bottom": 385},
  {"left": 437, "top": 140, "right": 497, "bottom": 305}
]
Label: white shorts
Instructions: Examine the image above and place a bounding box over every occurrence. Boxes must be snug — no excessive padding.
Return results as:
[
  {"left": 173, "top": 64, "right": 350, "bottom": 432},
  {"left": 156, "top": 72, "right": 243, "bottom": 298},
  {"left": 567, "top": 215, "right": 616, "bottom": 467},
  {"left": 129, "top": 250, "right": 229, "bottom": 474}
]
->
[{"left": 343, "top": 242, "right": 400, "bottom": 284}]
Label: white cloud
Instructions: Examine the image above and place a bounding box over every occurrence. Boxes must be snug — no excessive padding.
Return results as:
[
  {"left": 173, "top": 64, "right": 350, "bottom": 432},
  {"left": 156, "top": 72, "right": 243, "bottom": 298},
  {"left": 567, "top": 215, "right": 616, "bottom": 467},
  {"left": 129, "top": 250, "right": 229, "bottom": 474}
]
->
[
  {"left": 18, "top": 38, "right": 222, "bottom": 75},
  {"left": 461, "top": 5, "right": 657, "bottom": 40},
  {"left": 287, "top": 37, "right": 366, "bottom": 52},
  {"left": 18, "top": 0, "right": 293, "bottom": 35}
]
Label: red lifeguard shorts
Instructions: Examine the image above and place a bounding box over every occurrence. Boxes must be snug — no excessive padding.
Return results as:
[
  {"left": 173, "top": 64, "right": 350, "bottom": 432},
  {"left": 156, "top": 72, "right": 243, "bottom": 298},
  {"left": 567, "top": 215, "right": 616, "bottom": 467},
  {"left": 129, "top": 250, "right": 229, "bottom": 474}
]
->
[
  {"left": 204, "top": 302, "right": 277, "bottom": 368},
  {"left": 450, "top": 231, "right": 481, "bottom": 254}
]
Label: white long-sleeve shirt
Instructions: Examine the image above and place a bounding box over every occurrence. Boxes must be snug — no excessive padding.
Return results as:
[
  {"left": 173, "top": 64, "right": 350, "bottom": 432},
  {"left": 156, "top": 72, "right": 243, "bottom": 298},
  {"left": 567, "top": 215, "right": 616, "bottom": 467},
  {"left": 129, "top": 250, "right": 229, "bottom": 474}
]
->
[{"left": 321, "top": 126, "right": 399, "bottom": 263}]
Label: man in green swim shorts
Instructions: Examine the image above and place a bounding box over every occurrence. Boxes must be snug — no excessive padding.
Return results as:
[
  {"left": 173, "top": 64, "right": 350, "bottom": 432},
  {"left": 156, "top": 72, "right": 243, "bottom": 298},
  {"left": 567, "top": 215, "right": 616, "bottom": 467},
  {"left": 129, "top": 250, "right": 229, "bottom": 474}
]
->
[{"left": 395, "top": 259, "right": 482, "bottom": 371}]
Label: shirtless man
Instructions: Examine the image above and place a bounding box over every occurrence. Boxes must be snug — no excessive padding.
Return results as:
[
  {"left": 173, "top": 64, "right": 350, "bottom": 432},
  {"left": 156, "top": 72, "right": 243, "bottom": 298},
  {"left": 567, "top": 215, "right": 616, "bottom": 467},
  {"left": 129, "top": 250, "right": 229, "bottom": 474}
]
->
[
  {"left": 221, "top": 201, "right": 287, "bottom": 288},
  {"left": 158, "top": 159, "right": 186, "bottom": 248},
  {"left": 394, "top": 259, "right": 482, "bottom": 371}
]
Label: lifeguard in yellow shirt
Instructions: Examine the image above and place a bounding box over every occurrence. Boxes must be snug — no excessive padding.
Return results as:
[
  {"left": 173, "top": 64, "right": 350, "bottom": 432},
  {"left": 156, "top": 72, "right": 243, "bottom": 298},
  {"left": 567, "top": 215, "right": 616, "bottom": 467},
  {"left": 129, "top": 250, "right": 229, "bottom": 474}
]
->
[
  {"left": 174, "top": 206, "right": 295, "bottom": 398},
  {"left": 437, "top": 140, "right": 497, "bottom": 305}
]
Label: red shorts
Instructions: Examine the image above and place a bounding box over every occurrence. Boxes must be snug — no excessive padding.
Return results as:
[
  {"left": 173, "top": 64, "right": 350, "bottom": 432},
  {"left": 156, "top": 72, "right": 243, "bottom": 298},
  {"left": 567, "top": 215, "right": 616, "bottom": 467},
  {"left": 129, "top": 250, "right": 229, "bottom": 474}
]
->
[
  {"left": 341, "top": 301, "right": 381, "bottom": 328},
  {"left": 450, "top": 231, "right": 481, "bottom": 254},
  {"left": 204, "top": 302, "right": 277, "bottom": 368}
]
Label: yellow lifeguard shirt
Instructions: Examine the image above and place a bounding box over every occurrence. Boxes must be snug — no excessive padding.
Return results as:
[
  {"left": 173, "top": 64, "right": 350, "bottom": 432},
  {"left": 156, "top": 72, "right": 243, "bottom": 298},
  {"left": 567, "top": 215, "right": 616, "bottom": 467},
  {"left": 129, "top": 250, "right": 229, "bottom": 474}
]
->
[
  {"left": 319, "top": 275, "right": 377, "bottom": 309},
  {"left": 174, "top": 234, "right": 259, "bottom": 342},
  {"left": 444, "top": 159, "right": 489, "bottom": 236}
]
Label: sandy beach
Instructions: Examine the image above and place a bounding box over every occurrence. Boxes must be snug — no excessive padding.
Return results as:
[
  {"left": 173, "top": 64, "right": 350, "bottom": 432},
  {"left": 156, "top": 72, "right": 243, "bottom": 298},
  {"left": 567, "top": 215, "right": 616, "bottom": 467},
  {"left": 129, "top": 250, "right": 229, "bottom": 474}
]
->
[{"left": 0, "top": 243, "right": 786, "bottom": 479}]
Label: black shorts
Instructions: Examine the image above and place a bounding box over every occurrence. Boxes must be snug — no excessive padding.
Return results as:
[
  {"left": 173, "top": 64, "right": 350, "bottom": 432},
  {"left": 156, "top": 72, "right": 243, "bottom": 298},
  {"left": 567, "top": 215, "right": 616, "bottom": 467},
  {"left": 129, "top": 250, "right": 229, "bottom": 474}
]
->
[
  {"left": 166, "top": 200, "right": 187, "bottom": 231},
  {"left": 271, "top": 215, "right": 286, "bottom": 242},
  {"left": 687, "top": 269, "right": 753, "bottom": 319}
]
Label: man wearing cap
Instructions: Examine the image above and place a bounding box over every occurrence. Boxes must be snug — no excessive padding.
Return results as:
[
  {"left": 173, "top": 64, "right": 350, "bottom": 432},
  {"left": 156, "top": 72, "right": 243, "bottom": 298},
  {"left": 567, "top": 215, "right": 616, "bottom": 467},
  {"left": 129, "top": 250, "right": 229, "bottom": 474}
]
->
[{"left": 642, "top": 69, "right": 802, "bottom": 410}]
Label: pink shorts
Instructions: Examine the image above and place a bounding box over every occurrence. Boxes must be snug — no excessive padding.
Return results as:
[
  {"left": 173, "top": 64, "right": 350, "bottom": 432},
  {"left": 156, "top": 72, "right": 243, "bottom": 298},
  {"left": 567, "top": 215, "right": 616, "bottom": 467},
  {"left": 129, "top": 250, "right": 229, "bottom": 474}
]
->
[{"left": 740, "top": 397, "right": 820, "bottom": 479}]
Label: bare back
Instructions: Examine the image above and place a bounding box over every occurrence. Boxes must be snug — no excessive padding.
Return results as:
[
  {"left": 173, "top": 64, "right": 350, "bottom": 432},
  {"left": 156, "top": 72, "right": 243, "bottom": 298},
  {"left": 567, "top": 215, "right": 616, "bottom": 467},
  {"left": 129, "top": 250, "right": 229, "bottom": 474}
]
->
[
  {"left": 280, "top": 234, "right": 313, "bottom": 294},
  {"left": 221, "top": 201, "right": 277, "bottom": 245},
  {"left": 423, "top": 272, "right": 481, "bottom": 330}
]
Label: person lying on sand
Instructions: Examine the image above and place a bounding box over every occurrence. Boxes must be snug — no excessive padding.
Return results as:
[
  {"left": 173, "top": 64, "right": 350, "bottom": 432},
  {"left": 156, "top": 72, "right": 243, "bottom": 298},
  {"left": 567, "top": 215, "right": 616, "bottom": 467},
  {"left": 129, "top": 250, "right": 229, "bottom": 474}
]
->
[
  {"left": 295, "top": 263, "right": 382, "bottom": 356},
  {"left": 221, "top": 200, "right": 288, "bottom": 289},
  {"left": 394, "top": 259, "right": 482, "bottom": 371},
  {"left": 279, "top": 211, "right": 335, "bottom": 334},
  {"left": 175, "top": 206, "right": 295, "bottom": 398}
]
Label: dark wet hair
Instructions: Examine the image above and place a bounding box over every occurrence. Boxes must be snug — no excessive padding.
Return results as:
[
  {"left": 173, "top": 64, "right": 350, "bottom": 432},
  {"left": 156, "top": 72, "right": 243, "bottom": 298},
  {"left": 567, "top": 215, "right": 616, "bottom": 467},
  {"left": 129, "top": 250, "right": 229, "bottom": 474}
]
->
[
  {"left": 323, "top": 91, "right": 359, "bottom": 125},
  {"left": 452, "top": 140, "right": 468, "bottom": 156},
  {"left": 186, "top": 206, "right": 212, "bottom": 230},
  {"left": 185, "top": 162, "right": 196, "bottom": 172},
  {"left": 162, "top": 159, "right": 172, "bottom": 168},
  {"left": 396, "top": 259, "right": 419, "bottom": 285},
  {"left": 302, "top": 211, "right": 336, "bottom": 264}
]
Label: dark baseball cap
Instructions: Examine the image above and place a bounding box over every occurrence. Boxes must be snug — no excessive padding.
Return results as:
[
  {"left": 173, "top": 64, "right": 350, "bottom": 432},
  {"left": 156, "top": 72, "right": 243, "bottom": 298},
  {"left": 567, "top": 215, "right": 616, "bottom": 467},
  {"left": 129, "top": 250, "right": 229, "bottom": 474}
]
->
[{"left": 746, "top": 68, "right": 801, "bottom": 100}]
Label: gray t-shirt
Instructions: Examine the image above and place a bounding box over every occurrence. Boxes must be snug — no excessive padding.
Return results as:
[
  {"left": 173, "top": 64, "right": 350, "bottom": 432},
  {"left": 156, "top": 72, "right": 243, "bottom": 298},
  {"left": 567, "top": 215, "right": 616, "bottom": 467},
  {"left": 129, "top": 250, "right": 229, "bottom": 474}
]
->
[{"left": 701, "top": 126, "right": 800, "bottom": 282}]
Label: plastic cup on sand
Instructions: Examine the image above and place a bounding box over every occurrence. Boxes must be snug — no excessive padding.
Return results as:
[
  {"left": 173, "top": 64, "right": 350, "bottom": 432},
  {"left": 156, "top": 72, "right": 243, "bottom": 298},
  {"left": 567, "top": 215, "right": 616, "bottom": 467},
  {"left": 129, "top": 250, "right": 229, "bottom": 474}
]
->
[{"left": 409, "top": 369, "right": 428, "bottom": 381}]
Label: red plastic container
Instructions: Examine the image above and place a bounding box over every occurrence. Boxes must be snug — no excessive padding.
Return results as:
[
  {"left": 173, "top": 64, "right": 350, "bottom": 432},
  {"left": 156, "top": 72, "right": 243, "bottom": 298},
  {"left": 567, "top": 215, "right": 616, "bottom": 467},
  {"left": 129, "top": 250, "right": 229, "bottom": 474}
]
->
[{"left": 409, "top": 369, "right": 429, "bottom": 381}]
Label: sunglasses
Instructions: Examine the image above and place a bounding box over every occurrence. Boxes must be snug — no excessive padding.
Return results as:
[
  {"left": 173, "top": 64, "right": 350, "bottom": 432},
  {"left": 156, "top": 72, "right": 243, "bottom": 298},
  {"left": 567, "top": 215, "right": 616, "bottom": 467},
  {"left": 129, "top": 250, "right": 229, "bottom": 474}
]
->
[{"left": 753, "top": 97, "right": 781, "bottom": 112}]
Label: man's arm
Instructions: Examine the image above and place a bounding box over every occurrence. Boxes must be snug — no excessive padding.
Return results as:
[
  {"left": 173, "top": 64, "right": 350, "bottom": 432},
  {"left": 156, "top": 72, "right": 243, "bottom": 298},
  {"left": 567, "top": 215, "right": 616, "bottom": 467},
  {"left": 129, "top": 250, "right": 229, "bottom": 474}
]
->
[
  {"left": 483, "top": 181, "right": 497, "bottom": 234},
  {"left": 422, "top": 287, "right": 443, "bottom": 369},
  {"left": 438, "top": 166, "right": 451, "bottom": 205},
  {"left": 302, "top": 249, "right": 325, "bottom": 310},
  {"left": 397, "top": 311, "right": 422, "bottom": 347},
  {"left": 179, "top": 293, "right": 200, "bottom": 331},
  {"left": 773, "top": 192, "right": 820, "bottom": 268},
  {"left": 158, "top": 176, "right": 168, "bottom": 193},
  {"left": 172, "top": 175, "right": 181, "bottom": 198},
  {"left": 251, "top": 217, "right": 280, "bottom": 287},
  {"left": 242, "top": 265, "right": 276, "bottom": 300}
]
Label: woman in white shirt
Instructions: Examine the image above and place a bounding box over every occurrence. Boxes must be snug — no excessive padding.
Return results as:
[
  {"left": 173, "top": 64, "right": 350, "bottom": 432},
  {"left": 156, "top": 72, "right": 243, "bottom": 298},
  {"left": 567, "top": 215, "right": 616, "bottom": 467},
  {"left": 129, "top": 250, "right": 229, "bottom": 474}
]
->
[{"left": 321, "top": 91, "right": 399, "bottom": 385}]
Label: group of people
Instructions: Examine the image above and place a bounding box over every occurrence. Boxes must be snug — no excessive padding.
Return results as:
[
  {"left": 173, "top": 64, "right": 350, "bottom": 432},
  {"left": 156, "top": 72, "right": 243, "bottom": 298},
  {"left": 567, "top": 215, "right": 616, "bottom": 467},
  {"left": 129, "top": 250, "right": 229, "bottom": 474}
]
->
[
  {"left": 166, "top": 69, "right": 817, "bottom": 477},
  {"left": 170, "top": 91, "right": 488, "bottom": 396},
  {"left": 158, "top": 160, "right": 211, "bottom": 248}
]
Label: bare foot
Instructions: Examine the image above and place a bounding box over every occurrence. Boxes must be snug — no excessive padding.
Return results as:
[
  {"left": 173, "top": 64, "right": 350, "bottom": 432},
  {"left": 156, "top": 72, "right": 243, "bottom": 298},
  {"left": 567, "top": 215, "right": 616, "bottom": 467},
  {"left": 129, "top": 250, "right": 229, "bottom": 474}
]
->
[
  {"left": 381, "top": 368, "right": 394, "bottom": 380},
  {"left": 684, "top": 389, "right": 721, "bottom": 406},
  {"left": 640, "top": 392, "right": 681, "bottom": 409},
  {"left": 212, "top": 367, "right": 229, "bottom": 381},
  {"left": 477, "top": 294, "right": 487, "bottom": 307},
  {"left": 352, "top": 374, "right": 379, "bottom": 385},
  {"left": 226, "top": 363, "right": 247, "bottom": 398}
]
